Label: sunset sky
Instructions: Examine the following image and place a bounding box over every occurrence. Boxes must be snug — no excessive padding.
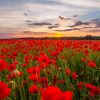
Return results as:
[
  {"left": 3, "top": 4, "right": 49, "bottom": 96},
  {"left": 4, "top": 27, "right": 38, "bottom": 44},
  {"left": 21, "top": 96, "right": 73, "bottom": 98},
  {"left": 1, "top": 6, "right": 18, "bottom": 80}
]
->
[{"left": 0, "top": 0, "right": 100, "bottom": 38}]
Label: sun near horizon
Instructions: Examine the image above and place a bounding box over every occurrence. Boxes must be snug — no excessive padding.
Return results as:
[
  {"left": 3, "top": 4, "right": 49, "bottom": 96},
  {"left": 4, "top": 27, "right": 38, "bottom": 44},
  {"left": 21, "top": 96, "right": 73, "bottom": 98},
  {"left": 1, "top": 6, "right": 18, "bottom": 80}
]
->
[{"left": 48, "top": 32, "right": 65, "bottom": 38}]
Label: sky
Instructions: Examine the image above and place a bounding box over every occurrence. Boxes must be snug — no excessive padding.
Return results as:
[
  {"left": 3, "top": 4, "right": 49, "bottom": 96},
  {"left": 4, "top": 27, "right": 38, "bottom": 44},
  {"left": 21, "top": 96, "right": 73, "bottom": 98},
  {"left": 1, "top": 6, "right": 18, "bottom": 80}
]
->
[{"left": 0, "top": 0, "right": 100, "bottom": 38}]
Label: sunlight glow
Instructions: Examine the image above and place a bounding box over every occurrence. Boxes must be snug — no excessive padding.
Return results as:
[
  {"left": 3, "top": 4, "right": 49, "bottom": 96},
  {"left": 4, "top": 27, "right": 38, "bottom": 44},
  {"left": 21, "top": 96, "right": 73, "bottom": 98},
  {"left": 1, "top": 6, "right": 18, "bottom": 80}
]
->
[{"left": 54, "top": 32, "right": 64, "bottom": 37}]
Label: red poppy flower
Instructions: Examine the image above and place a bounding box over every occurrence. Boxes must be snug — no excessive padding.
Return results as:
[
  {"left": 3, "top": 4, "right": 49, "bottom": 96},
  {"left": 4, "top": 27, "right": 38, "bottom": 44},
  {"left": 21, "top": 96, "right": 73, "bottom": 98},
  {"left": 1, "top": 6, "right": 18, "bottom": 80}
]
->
[
  {"left": 0, "top": 81, "right": 11, "bottom": 100},
  {"left": 7, "top": 63, "right": 16, "bottom": 71},
  {"left": 29, "top": 74, "right": 39, "bottom": 81},
  {"left": 39, "top": 77, "right": 48, "bottom": 87},
  {"left": 42, "top": 86, "right": 61, "bottom": 100},
  {"left": 38, "top": 54, "right": 51, "bottom": 66},
  {"left": 65, "top": 68, "right": 71, "bottom": 75},
  {"left": 29, "top": 85, "right": 38, "bottom": 94},
  {"left": 87, "top": 60, "right": 96, "bottom": 68},
  {"left": 42, "top": 86, "right": 73, "bottom": 100},
  {"left": 71, "top": 72, "right": 78, "bottom": 80},
  {"left": 63, "top": 91, "right": 73, "bottom": 100},
  {"left": 0, "top": 60, "right": 7, "bottom": 72},
  {"left": 77, "top": 82, "right": 84, "bottom": 90},
  {"left": 85, "top": 83, "right": 93, "bottom": 90},
  {"left": 27, "top": 67, "right": 40, "bottom": 75},
  {"left": 54, "top": 91, "right": 73, "bottom": 100}
]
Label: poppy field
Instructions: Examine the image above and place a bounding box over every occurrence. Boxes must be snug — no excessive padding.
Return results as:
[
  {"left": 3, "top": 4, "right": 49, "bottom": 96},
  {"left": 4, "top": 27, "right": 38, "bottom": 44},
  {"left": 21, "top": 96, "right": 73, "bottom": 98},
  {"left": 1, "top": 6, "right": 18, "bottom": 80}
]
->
[{"left": 0, "top": 39, "right": 100, "bottom": 100}]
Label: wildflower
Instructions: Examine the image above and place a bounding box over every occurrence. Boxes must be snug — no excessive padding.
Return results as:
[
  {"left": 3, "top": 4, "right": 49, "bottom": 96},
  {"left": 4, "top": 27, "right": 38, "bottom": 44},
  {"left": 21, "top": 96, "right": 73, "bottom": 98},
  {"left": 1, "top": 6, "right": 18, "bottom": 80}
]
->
[
  {"left": 29, "top": 85, "right": 38, "bottom": 94},
  {"left": 39, "top": 77, "right": 48, "bottom": 87},
  {"left": 89, "top": 91, "right": 95, "bottom": 97},
  {"left": 85, "top": 83, "right": 92, "bottom": 90},
  {"left": 7, "top": 63, "right": 16, "bottom": 71},
  {"left": 71, "top": 72, "right": 78, "bottom": 80},
  {"left": 87, "top": 60, "right": 96, "bottom": 68},
  {"left": 42, "top": 86, "right": 61, "bottom": 100},
  {"left": 53, "top": 91, "right": 73, "bottom": 100},
  {"left": 0, "top": 81, "right": 11, "bottom": 100},
  {"left": 42, "top": 86, "right": 73, "bottom": 100},
  {"left": 29, "top": 74, "right": 39, "bottom": 81},
  {"left": 27, "top": 67, "right": 40, "bottom": 75},
  {"left": 77, "top": 82, "right": 84, "bottom": 90},
  {"left": 0, "top": 60, "right": 7, "bottom": 72},
  {"left": 65, "top": 68, "right": 71, "bottom": 75},
  {"left": 38, "top": 54, "right": 51, "bottom": 67}
]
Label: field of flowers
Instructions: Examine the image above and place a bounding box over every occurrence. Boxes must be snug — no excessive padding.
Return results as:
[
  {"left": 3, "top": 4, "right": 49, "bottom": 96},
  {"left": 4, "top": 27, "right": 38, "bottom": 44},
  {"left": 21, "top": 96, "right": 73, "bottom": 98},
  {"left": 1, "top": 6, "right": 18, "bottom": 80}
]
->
[{"left": 0, "top": 39, "right": 100, "bottom": 100}]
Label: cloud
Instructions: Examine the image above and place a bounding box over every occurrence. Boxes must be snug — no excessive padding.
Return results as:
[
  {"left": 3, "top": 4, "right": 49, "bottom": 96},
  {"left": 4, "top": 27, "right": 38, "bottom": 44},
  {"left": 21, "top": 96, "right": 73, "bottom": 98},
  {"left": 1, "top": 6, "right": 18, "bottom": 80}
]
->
[
  {"left": 48, "top": 24, "right": 59, "bottom": 29},
  {"left": 54, "top": 28, "right": 80, "bottom": 32},
  {"left": 53, "top": 17, "right": 100, "bottom": 32},
  {"left": 26, "top": 20, "right": 32, "bottom": 23},
  {"left": 0, "top": 0, "right": 91, "bottom": 30},
  {"left": 91, "top": 19, "right": 100, "bottom": 28},
  {"left": 91, "top": 18, "right": 100, "bottom": 21},
  {"left": 67, "top": 18, "right": 100, "bottom": 32},
  {"left": 24, "top": 13, "right": 28, "bottom": 16},
  {"left": 0, "top": 0, "right": 100, "bottom": 35},
  {"left": 23, "top": 31, "right": 31, "bottom": 33},
  {"left": 58, "top": 16, "right": 77, "bottom": 21},
  {"left": 28, "top": 22, "right": 52, "bottom": 26},
  {"left": 22, "top": 31, "right": 48, "bottom": 34},
  {"left": 72, "top": 15, "right": 78, "bottom": 17},
  {"left": 59, "top": 16, "right": 67, "bottom": 20},
  {"left": 70, "top": 21, "right": 90, "bottom": 27},
  {"left": 23, "top": 3, "right": 87, "bottom": 20}
]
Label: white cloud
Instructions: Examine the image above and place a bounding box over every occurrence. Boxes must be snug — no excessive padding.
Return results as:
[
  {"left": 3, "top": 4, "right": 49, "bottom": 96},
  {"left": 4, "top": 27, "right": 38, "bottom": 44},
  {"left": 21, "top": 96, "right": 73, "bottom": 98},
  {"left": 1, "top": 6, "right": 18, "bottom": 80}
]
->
[{"left": 23, "top": 3, "right": 87, "bottom": 21}]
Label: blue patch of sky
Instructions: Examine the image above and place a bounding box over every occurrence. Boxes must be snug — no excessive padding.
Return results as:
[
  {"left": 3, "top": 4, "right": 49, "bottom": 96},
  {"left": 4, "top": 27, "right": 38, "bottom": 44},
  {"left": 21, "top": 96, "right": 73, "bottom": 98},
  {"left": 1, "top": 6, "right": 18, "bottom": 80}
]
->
[{"left": 78, "top": 9, "right": 100, "bottom": 21}]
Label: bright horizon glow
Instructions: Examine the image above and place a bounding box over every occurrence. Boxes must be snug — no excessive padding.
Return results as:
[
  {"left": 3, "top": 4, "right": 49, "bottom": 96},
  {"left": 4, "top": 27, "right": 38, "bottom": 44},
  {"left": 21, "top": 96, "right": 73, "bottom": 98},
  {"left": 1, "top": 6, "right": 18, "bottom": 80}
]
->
[{"left": 48, "top": 32, "right": 65, "bottom": 37}]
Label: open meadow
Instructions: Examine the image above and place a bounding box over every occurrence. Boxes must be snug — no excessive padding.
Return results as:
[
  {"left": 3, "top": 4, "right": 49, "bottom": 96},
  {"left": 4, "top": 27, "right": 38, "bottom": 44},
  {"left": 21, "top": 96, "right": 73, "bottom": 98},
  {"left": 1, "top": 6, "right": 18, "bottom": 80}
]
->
[{"left": 0, "top": 39, "right": 100, "bottom": 100}]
